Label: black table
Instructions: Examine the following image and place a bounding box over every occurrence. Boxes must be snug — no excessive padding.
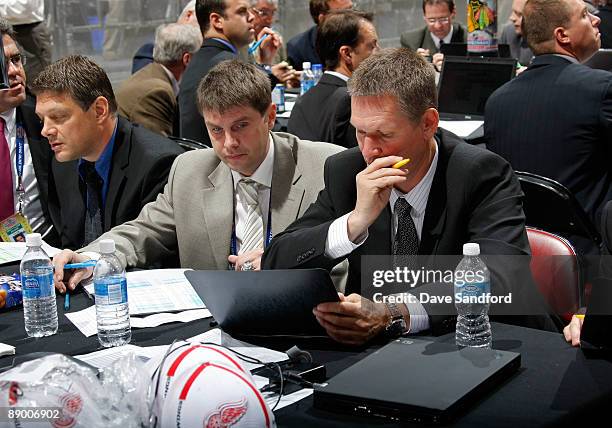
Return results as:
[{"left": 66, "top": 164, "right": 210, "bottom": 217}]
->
[{"left": 1, "top": 290, "right": 611, "bottom": 427}]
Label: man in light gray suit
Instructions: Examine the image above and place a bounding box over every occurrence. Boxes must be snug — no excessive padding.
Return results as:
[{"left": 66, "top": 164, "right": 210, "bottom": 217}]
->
[{"left": 52, "top": 60, "right": 343, "bottom": 293}]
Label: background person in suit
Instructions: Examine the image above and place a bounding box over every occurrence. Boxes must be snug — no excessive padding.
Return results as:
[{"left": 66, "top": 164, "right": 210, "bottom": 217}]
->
[
  {"left": 52, "top": 60, "right": 343, "bottom": 294},
  {"left": 286, "top": 0, "right": 353, "bottom": 70},
  {"left": 485, "top": 0, "right": 612, "bottom": 239},
  {"left": 499, "top": 0, "right": 534, "bottom": 67},
  {"left": 400, "top": 0, "right": 466, "bottom": 71},
  {"left": 179, "top": 0, "right": 280, "bottom": 145},
  {"left": 117, "top": 23, "right": 202, "bottom": 136},
  {"left": 263, "top": 48, "right": 553, "bottom": 345},
  {"left": 288, "top": 10, "right": 378, "bottom": 148},
  {"left": 0, "top": 18, "right": 57, "bottom": 244},
  {"left": 31, "top": 55, "right": 183, "bottom": 250}
]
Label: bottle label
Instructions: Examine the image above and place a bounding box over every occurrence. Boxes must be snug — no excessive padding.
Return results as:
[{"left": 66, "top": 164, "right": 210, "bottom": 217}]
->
[
  {"left": 456, "top": 281, "right": 491, "bottom": 300},
  {"left": 22, "top": 271, "right": 54, "bottom": 299},
  {"left": 94, "top": 278, "right": 128, "bottom": 305}
]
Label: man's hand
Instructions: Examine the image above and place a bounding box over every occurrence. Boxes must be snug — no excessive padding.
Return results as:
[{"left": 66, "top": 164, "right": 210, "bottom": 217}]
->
[
  {"left": 313, "top": 293, "right": 390, "bottom": 345},
  {"left": 228, "top": 248, "right": 264, "bottom": 271},
  {"left": 271, "top": 61, "right": 299, "bottom": 86},
  {"left": 416, "top": 48, "right": 431, "bottom": 62},
  {"left": 347, "top": 156, "right": 407, "bottom": 242},
  {"left": 255, "top": 27, "right": 281, "bottom": 65},
  {"left": 563, "top": 314, "right": 584, "bottom": 347},
  {"left": 52, "top": 250, "right": 94, "bottom": 293},
  {"left": 432, "top": 52, "right": 444, "bottom": 71}
]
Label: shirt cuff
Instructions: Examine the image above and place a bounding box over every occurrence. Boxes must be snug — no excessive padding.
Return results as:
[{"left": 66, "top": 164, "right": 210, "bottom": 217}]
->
[
  {"left": 325, "top": 212, "right": 368, "bottom": 259},
  {"left": 404, "top": 294, "right": 430, "bottom": 334}
]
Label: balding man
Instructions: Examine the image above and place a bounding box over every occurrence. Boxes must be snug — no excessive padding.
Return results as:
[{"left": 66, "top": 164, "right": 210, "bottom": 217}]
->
[{"left": 485, "top": 0, "right": 612, "bottom": 242}]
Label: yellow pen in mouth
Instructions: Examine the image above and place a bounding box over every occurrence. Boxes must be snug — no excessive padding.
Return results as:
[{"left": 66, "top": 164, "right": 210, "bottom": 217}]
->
[{"left": 392, "top": 159, "right": 411, "bottom": 169}]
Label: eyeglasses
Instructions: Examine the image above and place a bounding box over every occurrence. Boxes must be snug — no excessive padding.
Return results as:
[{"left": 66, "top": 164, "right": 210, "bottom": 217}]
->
[
  {"left": 4, "top": 53, "right": 25, "bottom": 68},
  {"left": 425, "top": 17, "right": 451, "bottom": 25},
  {"left": 251, "top": 7, "right": 276, "bottom": 18}
]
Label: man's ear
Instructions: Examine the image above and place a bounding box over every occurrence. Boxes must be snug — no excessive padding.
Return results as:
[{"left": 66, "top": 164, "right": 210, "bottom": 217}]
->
[
  {"left": 421, "top": 108, "right": 439, "bottom": 140},
  {"left": 266, "top": 102, "right": 276, "bottom": 129},
  {"left": 210, "top": 12, "right": 224, "bottom": 33},
  {"left": 554, "top": 26, "right": 571, "bottom": 45},
  {"left": 92, "top": 96, "right": 110, "bottom": 123},
  {"left": 182, "top": 52, "right": 192, "bottom": 68},
  {"left": 339, "top": 45, "right": 352, "bottom": 67}
]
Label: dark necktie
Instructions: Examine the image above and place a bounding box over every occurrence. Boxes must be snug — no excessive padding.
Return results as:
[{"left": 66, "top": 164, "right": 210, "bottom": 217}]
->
[
  {"left": 438, "top": 39, "right": 445, "bottom": 52},
  {"left": 82, "top": 162, "right": 103, "bottom": 246},
  {"left": 393, "top": 198, "right": 419, "bottom": 255},
  {"left": 0, "top": 118, "right": 14, "bottom": 221}
]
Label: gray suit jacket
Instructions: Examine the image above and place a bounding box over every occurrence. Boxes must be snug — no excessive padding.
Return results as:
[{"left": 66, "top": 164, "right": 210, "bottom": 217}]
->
[
  {"left": 81, "top": 132, "right": 343, "bottom": 272},
  {"left": 400, "top": 23, "right": 467, "bottom": 53}
]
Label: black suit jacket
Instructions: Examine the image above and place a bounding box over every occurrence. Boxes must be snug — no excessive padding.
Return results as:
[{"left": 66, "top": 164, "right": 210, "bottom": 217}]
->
[
  {"left": 178, "top": 39, "right": 236, "bottom": 145},
  {"left": 287, "top": 25, "right": 320, "bottom": 71},
  {"left": 47, "top": 117, "right": 184, "bottom": 249},
  {"left": 287, "top": 73, "right": 357, "bottom": 148},
  {"left": 485, "top": 55, "right": 612, "bottom": 229},
  {"left": 263, "top": 130, "right": 555, "bottom": 334},
  {"left": 17, "top": 94, "right": 60, "bottom": 246}
]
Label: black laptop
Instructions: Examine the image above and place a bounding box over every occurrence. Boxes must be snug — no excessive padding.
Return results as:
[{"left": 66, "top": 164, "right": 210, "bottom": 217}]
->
[
  {"left": 185, "top": 269, "right": 339, "bottom": 337},
  {"left": 314, "top": 338, "right": 521, "bottom": 424},
  {"left": 438, "top": 56, "right": 517, "bottom": 120}
]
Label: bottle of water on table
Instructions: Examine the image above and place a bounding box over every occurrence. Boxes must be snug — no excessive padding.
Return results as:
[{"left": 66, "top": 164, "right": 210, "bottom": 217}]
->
[
  {"left": 300, "top": 62, "right": 316, "bottom": 95},
  {"left": 93, "top": 239, "right": 131, "bottom": 347},
  {"left": 455, "top": 243, "right": 492, "bottom": 348},
  {"left": 312, "top": 63, "right": 323, "bottom": 84},
  {"left": 20, "top": 233, "right": 58, "bottom": 337}
]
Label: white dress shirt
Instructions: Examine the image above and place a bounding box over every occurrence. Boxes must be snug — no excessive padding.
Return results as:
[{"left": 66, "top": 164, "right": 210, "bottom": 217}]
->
[
  {"left": 324, "top": 71, "right": 350, "bottom": 82},
  {"left": 430, "top": 26, "right": 454, "bottom": 50},
  {"left": 325, "top": 142, "right": 440, "bottom": 333},
  {"left": 161, "top": 64, "right": 180, "bottom": 97},
  {"left": 0, "top": 108, "right": 46, "bottom": 233},
  {"left": 0, "top": 0, "right": 44, "bottom": 25},
  {"left": 230, "top": 134, "right": 274, "bottom": 254}
]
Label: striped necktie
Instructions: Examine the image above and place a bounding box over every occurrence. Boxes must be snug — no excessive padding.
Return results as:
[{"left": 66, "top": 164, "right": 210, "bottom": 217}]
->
[
  {"left": 237, "top": 178, "right": 264, "bottom": 254},
  {"left": 0, "top": 118, "right": 14, "bottom": 221}
]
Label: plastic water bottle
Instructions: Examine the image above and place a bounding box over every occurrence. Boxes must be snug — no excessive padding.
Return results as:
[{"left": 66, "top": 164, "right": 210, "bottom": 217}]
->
[
  {"left": 93, "top": 239, "right": 131, "bottom": 347},
  {"left": 454, "top": 243, "right": 492, "bottom": 348},
  {"left": 300, "top": 62, "right": 316, "bottom": 95},
  {"left": 312, "top": 63, "right": 323, "bottom": 84},
  {"left": 20, "top": 233, "right": 58, "bottom": 337}
]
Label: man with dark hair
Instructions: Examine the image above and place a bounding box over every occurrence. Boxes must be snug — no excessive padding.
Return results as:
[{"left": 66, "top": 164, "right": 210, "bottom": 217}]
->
[
  {"left": 288, "top": 10, "right": 378, "bottom": 148},
  {"left": 179, "top": 0, "right": 280, "bottom": 145},
  {"left": 0, "top": 18, "right": 57, "bottom": 244},
  {"left": 32, "top": 55, "right": 183, "bottom": 249},
  {"left": 485, "top": 0, "right": 612, "bottom": 239},
  {"left": 51, "top": 60, "right": 343, "bottom": 293},
  {"left": 286, "top": 0, "right": 353, "bottom": 70},
  {"left": 400, "top": 0, "right": 466, "bottom": 71},
  {"left": 263, "top": 47, "right": 556, "bottom": 345}
]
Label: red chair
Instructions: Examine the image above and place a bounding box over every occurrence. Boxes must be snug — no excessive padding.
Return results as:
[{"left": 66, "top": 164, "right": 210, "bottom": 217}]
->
[{"left": 526, "top": 227, "right": 581, "bottom": 322}]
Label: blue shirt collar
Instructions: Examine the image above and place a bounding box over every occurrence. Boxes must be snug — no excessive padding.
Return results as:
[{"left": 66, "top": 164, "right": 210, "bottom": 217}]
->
[
  {"left": 211, "top": 37, "right": 237, "bottom": 54},
  {"left": 78, "top": 119, "right": 118, "bottom": 207}
]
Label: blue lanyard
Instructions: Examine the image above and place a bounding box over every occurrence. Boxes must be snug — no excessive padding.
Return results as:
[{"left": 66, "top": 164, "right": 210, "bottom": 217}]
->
[
  {"left": 230, "top": 206, "right": 273, "bottom": 257},
  {"left": 15, "top": 122, "right": 25, "bottom": 213}
]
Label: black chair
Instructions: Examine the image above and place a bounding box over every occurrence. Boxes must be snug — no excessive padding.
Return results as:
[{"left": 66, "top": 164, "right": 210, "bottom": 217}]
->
[
  {"left": 169, "top": 136, "right": 211, "bottom": 151},
  {"left": 516, "top": 171, "right": 602, "bottom": 252}
]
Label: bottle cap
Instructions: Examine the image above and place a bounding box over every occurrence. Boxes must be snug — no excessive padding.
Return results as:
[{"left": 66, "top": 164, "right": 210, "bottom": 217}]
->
[
  {"left": 99, "top": 239, "right": 116, "bottom": 254},
  {"left": 463, "top": 243, "right": 480, "bottom": 256},
  {"left": 302, "top": 61, "right": 311, "bottom": 69},
  {"left": 25, "top": 233, "right": 42, "bottom": 247}
]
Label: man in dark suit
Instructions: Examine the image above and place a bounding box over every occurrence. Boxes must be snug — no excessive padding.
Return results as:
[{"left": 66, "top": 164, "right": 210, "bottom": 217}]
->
[
  {"left": 286, "top": 0, "right": 353, "bottom": 70},
  {"left": 31, "top": 55, "right": 183, "bottom": 250},
  {"left": 263, "top": 48, "right": 553, "bottom": 345},
  {"left": 485, "top": 0, "right": 612, "bottom": 232},
  {"left": 288, "top": 10, "right": 378, "bottom": 148},
  {"left": 400, "top": 0, "right": 466, "bottom": 71},
  {"left": 0, "top": 19, "right": 58, "bottom": 245},
  {"left": 179, "top": 0, "right": 280, "bottom": 145}
]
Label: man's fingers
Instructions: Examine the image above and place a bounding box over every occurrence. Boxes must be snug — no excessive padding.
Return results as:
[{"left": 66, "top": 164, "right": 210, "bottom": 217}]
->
[
  {"left": 362, "top": 156, "right": 404, "bottom": 174},
  {"left": 569, "top": 317, "right": 582, "bottom": 347},
  {"left": 228, "top": 255, "right": 238, "bottom": 263}
]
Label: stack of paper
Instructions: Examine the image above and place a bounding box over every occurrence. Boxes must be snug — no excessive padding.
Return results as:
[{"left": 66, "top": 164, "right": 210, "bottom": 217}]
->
[{"left": 0, "top": 241, "right": 61, "bottom": 264}]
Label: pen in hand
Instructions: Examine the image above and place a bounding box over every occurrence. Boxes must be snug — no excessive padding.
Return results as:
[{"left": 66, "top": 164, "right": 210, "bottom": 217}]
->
[
  {"left": 64, "top": 292, "right": 70, "bottom": 311},
  {"left": 63, "top": 261, "right": 97, "bottom": 269},
  {"left": 248, "top": 33, "right": 269, "bottom": 54}
]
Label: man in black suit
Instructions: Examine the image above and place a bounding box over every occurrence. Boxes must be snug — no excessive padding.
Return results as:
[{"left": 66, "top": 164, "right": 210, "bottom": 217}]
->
[
  {"left": 485, "top": 0, "right": 612, "bottom": 233},
  {"left": 31, "top": 55, "right": 183, "bottom": 250},
  {"left": 263, "top": 48, "right": 552, "bottom": 345},
  {"left": 400, "top": 0, "right": 466, "bottom": 71},
  {"left": 179, "top": 0, "right": 280, "bottom": 144},
  {"left": 286, "top": 0, "right": 353, "bottom": 70},
  {"left": 0, "top": 19, "right": 58, "bottom": 245},
  {"left": 287, "top": 10, "right": 378, "bottom": 148}
]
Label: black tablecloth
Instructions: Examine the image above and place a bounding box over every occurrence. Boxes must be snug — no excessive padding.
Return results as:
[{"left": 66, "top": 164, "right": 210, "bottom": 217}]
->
[{"left": 0, "top": 290, "right": 611, "bottom": 427}]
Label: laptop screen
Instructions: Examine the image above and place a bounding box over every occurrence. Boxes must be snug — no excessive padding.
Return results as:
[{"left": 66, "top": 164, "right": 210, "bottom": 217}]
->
[{"left": 438, "top": 57, "right": 517, "bottom": 120}]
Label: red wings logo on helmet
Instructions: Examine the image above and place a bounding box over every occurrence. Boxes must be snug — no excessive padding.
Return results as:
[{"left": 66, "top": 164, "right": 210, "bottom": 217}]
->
[{"left": 204, "top": 398, "right": 248, "bottom": 428}]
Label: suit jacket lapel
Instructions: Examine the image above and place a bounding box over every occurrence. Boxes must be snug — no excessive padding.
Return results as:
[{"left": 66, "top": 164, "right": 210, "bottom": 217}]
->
[
  {"left": 104, "top": 118, "right": 129, "bottom": 229},
  {"left": 420, "top": 136, "right": 448, "bottom": 254},
  {"left": 270, "top": 134, "right": 305, "bottom": 235},
  {"left": 202, "top": 161, "right": 234, "bottom": 269}
]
